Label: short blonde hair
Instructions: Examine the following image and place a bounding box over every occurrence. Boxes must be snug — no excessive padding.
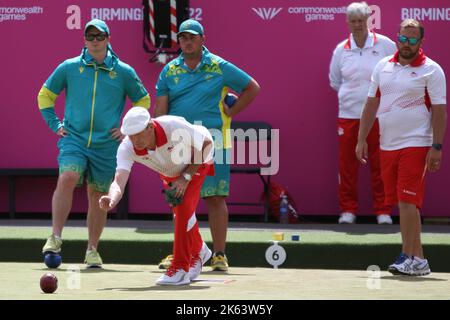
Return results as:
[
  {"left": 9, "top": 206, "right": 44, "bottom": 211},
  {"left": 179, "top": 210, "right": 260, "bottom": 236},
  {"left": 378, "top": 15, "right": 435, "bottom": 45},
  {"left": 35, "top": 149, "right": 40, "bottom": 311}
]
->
[
  {"left": 346, "top": 2, "right": 371, "bottom": 18},
  {"left": 400, "top": 19, "right": 424, "bottom": 38}
]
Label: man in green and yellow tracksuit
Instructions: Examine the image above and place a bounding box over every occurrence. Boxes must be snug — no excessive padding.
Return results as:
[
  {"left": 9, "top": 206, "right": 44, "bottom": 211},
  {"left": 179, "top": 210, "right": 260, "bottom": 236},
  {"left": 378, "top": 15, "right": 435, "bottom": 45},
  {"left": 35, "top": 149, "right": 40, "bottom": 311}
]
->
[{"left": 37, "top": 19, "right": 150, "bottom": 267}]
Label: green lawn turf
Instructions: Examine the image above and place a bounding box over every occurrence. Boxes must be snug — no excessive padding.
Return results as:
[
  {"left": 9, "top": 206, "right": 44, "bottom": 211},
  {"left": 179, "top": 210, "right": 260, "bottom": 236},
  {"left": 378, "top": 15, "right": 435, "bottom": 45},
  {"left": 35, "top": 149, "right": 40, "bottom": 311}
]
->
[{"left": 1, "top": 226, "right": 450, "bottom": 245}]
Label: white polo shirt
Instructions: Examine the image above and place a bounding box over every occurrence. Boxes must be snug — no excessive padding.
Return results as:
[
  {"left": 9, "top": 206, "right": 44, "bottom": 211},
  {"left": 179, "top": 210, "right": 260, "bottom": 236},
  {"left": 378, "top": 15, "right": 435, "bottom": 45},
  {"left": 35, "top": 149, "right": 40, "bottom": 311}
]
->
[
  {"left": 329, "top": 31, "right": 396, "bottom": 119},
  {"left": 116, "top": 115, "right": 214, "bottom": 177},
  {"left": 368, "top": 49, "right": 447, "bottom": 151}
]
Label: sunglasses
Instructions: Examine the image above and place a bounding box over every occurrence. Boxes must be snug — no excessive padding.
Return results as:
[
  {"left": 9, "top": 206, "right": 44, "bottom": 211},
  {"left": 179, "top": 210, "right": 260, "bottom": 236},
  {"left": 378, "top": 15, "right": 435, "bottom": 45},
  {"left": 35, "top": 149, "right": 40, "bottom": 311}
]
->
[
  {"left": 397, "top": 34, "right": 421, "bottom": 45},
  {"left": 85, "top": 33, "right": 108, "bottom": 41}
]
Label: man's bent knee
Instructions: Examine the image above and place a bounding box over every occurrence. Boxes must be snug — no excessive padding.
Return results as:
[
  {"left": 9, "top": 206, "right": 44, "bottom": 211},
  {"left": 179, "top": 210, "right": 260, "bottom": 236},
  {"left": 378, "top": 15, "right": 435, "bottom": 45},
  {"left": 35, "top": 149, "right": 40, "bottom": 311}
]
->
[
  {"left": 87, "top": 185, "right": 107, "bottom": 201},
  {"left": 56, "top": 171, "right": 80, "bottom": 190},
  {"left": 87, "top": 186, "right": 108, "bottom": 212},
  {"left": 205, "top": 196, "right": 226, "bottom": 206}
]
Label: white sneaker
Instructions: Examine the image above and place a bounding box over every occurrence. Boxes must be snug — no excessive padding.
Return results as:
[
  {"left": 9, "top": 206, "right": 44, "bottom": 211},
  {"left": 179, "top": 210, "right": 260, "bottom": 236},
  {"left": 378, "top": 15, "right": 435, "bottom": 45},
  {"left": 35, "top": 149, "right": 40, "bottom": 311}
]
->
[
  {"left": 377, "top": 214, "right": 393, "bottom": 225},
  {"left": 388, "top": 253, "right": 414, "bottom": 275},
  {"left": 188, "top": 242, "right": 212, "bottom": 281},
  {"left": 156, "top": 268, "right": 190, "bottom": 286},
  {"left": 410, "top": 257, "right": 431, "bottom": 276},
  {"left": 338, "top": 212, "right": 356, "bottom": 224}
]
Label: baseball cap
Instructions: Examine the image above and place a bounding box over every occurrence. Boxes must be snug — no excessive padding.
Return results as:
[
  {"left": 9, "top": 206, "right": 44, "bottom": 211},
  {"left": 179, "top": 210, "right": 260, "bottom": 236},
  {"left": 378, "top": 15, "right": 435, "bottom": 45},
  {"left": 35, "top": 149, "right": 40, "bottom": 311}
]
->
[
  {"left": 85, "top": 19, "right": 110, "bottom": 35},
  {"left": 177, "top": 19, "right": 204, "bottom": 36},
  {"left": 121, "top": 107, "right": 151, "bottom": 136}
]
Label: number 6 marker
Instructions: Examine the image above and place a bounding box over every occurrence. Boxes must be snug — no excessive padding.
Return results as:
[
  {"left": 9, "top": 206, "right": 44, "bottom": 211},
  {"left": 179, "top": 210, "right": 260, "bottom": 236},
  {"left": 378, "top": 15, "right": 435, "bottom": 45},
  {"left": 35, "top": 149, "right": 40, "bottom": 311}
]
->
[{"left": 265, "top": 241, "right": 287, "bottom": 269}]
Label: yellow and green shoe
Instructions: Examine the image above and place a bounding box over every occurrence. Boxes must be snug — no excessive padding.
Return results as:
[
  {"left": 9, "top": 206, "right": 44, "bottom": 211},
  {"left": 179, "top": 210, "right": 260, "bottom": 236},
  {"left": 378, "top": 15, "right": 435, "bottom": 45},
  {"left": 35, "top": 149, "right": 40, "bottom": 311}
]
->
[
  {"left": 211, "top": 252, "right": 229, "bottom": 271},
  {"left": 158, "top": 254, "right": 173, "bottom": 269},
  {"left": 42, "top": 235, "right": 62, "bottom": 254},
  {"left": 84, "top": 248, "right": 103, "bottom": 268}
]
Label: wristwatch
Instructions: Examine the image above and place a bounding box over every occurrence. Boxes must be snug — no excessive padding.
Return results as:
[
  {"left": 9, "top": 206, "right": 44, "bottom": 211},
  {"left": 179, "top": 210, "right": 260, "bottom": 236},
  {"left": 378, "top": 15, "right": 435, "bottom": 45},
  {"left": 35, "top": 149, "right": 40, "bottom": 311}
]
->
[
  {"left": 182, "top": 172, "right": 192, "bottom": 181},
  {"left": 432, "top": 143, "right": 443, "bottom": 151}
]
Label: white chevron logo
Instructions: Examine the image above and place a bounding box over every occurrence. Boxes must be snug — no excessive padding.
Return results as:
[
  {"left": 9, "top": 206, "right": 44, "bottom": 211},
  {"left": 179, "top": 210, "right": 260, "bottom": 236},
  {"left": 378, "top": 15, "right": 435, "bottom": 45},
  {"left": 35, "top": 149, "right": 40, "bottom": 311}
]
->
[{"left": 252, "top": 7, "right": 283, "bottom": 20}]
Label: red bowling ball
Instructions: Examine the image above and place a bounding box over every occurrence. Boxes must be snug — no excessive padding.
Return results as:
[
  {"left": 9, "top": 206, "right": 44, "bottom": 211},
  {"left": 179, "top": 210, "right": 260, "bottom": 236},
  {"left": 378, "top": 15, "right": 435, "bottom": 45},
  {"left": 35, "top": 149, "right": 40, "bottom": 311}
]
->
[{"left": 40, "top": 273, "right": 58, "bottom": 294}]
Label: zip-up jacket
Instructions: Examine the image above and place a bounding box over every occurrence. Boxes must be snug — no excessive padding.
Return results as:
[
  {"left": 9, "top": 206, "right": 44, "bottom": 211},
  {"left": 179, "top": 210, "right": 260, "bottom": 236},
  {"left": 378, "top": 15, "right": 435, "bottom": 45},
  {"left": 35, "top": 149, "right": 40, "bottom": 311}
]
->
[
  {"left": 329, "top": 31, "right": 396, "bottom": 119},
  {"left": 38, "top": 45, "right": 150, "bottom": 148}
]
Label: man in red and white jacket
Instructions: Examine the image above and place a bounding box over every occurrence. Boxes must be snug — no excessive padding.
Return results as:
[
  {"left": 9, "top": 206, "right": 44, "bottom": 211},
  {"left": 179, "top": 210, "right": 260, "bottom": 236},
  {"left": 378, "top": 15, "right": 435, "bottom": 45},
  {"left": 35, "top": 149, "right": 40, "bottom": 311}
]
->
[
  {"left": 356, "top": 19, "right": 447, "bottom": 276},
  {"left": 99, "top": 107, "right": 214, "bottom": 285},
  {"left": 329, "top": 2, "right": 396, "bottom": 225}
]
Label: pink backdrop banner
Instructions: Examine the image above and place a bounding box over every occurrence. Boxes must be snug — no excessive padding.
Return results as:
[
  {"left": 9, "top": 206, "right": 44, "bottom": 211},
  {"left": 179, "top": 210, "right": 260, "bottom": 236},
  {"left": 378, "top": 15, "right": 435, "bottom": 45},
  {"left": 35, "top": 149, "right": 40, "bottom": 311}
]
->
[{"left": 0, "top": 0, "right": 449, "bottom": 216}]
